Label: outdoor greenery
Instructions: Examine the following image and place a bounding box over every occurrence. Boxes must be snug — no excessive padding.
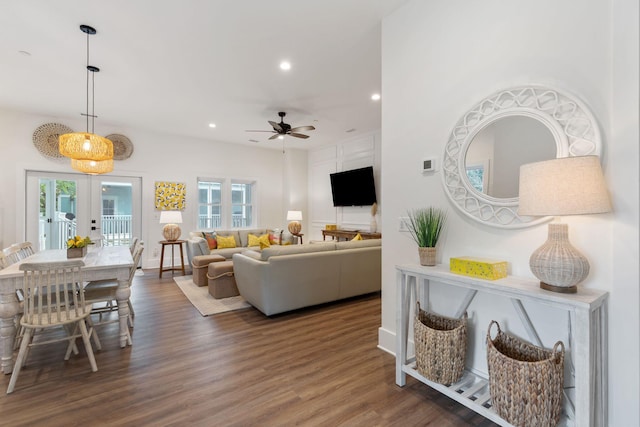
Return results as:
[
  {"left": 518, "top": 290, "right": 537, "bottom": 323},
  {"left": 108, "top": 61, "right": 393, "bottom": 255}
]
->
[{"left": 406, "top": 207, "right": 447, "bottom": 248}]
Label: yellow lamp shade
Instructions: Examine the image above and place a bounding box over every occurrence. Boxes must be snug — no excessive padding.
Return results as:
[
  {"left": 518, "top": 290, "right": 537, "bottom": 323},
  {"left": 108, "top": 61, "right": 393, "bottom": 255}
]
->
[
  {"left": 59, "top": 132, "right": 114, "bottom": 161},
  {"left": 71, "top": 158, "right": 114, "bottom": 174}
]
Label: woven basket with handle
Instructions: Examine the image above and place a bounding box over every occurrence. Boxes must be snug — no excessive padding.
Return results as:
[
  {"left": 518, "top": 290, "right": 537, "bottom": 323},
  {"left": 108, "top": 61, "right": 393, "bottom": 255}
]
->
[
  {"left": 486, "top": 320, "right": 565, "bottom": 427},
  {"left": 414, "top": 302, "right": 467, "bottom": 385}
]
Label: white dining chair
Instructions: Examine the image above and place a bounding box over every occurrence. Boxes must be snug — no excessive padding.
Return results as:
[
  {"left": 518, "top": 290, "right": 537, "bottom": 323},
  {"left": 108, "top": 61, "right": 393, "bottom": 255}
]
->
[
  {"left": 7, "top": 259, "right": 99, "bottom": 394},
  {"left": 3, "top": 246, "right": 22, "bottom": 265},
  {"left": 12, "top": 242, "right": 35, "bottom": 259},
  {"left": 84, "top": 242, "right": 144, "bottom": 329}
]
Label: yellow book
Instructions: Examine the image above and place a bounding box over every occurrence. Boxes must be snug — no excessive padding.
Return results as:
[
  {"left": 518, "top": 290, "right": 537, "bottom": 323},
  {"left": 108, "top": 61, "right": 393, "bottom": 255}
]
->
[{"left": 450, "top": 257, "right": 508, "bottom": 280}]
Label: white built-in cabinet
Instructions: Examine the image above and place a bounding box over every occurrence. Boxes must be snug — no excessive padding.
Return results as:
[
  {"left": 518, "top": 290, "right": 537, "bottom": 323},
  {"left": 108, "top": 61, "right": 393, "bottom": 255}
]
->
[{"left": 396, "top": 264, "right": 608, "bottom": 427}]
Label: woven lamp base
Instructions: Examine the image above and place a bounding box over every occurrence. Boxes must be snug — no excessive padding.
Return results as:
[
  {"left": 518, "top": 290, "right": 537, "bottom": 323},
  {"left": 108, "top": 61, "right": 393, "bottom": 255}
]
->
[
  {"left": 530, "top": 223, "right": 589, "bottom": 293},
  {"left": 288, "top": 221, "right": 301, "bottom": 235},
  {"left": 163, "top": 224, "right": 181, "bottom": 241}
]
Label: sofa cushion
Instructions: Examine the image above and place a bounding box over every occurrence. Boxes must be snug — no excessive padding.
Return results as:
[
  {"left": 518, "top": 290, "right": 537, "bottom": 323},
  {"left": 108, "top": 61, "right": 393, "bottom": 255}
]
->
[
  {"left": 202, "top": 231, "right": 217, "bottom": 249},
  {"left": 217, "top": 234, "right": 237, "bottom": 249},
  {"left": 260, "top": 242, "right": 336, "bottom": 261},
  {"left": 242, "top": 249, "right": 263, "bottom": 260}
]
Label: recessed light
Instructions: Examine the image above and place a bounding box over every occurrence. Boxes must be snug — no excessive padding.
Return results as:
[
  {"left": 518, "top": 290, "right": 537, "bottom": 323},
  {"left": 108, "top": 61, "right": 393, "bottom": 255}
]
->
[
  {"left": 208, "top": 123, "right": 216, "bottom": 128},
  {"left": 371, "top": 93, "right": 381, "bottom": 101},
  {"left": 280, "top": 61, "right": 291, "bottom": 71}
]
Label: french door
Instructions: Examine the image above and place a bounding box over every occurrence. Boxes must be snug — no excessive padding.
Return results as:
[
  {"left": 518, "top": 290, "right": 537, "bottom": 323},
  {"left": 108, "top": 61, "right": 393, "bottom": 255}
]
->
[{"left": 25, "top": 171, "right": 141, "bottom": 251}]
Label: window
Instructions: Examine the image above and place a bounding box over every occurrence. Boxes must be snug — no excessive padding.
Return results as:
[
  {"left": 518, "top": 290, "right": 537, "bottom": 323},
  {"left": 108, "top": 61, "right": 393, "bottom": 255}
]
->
[
  {"left": 197, "top": 178, "right": 256, "bottom": 229},
  {"left": 231, "top": 180, "right": 254, "bottom": 228},
  {"left": 198, "top": 180, "right": 222, "bottom": 229}
]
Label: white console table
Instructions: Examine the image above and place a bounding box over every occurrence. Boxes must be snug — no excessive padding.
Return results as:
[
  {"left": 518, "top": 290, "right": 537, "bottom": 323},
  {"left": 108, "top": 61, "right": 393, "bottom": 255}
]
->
[{"left": 396, "top": 264, "right": 608, "bottom": 427}]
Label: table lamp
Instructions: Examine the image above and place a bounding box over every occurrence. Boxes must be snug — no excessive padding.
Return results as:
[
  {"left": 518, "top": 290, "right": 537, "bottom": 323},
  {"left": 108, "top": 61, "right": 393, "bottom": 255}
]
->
[
  {"left": 159, "top": 210, "right": 183, "bottom": 241},
  {"left": 287, "top": 210, "right": 303, "bottom": 236},
  {"left": 518, "top": 155, "right": 611, "bottom": 293}
]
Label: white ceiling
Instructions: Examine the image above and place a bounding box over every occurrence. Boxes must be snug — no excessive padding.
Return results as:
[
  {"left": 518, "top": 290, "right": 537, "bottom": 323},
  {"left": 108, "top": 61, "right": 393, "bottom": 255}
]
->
[{"left": 0, "top": 1, "right": 408, "bottom": 150}]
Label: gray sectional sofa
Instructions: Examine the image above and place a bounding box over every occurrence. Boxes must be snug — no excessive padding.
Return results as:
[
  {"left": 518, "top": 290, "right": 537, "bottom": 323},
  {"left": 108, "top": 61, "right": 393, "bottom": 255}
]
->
[{"left": 232, "top": 239, "right": 381, "bottom": 316}]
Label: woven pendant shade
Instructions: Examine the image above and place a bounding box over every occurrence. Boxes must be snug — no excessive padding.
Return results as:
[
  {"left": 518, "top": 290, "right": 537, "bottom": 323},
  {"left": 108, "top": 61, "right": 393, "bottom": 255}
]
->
[
  {"left": 71, "top": 158, "right": 114, "bottom": 174},
  {"left": 59, "top": 133, "right": 113, "bottom": 161}
]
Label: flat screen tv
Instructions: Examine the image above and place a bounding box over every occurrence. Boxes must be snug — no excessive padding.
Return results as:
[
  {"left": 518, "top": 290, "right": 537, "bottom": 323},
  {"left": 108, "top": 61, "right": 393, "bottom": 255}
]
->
[{"left": 330, "top": 166, "right": 377, "bottom": 207}]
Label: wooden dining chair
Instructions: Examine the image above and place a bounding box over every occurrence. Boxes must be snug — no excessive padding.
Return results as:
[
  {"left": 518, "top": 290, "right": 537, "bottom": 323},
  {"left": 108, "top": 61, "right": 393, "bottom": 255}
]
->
[
  {"left": 84, "top": 242, "right": 144, "bottom": 329},
  {"left": 3, "top": 245, "right": 22, "bottom": 265},
  {"left": 7, "top": 259, "right": 99, "bottom": 394},
  {"left": 12, "top": 242, "right": 35, "bottom": 259}
]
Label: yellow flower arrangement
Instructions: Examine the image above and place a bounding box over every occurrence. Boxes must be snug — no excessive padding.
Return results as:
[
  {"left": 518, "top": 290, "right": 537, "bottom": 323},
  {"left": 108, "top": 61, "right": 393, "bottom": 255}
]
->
[{"left": 67, "top": 235, "right": 93, "bottom": 249}]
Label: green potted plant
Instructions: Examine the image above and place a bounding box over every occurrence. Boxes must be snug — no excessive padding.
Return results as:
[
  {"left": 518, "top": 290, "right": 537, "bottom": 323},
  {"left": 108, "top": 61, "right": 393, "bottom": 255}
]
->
[{"left": 406, "top": 207, "right": 447, "bottom": 266}]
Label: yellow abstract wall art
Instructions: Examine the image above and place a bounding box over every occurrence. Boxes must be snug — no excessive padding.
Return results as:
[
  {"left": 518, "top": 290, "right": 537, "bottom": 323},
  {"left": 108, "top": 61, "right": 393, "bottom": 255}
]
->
[{"left": 155, "top": 181, "right": 186, "bottom": 210}]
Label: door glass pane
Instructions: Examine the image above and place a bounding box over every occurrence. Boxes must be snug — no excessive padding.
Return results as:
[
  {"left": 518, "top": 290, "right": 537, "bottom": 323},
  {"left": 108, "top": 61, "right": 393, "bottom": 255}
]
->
[
  {"left": 39, "top": 178, "right": 77, "bottom": 250},
  {"left": 100, "top": 182, "right": 133, "bottom": 247}
]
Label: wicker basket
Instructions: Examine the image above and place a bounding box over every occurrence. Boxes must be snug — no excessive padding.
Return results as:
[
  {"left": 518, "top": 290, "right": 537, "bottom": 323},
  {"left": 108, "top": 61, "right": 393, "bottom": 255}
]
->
[
  {"left": 486, "top": 321, "right": 565, "bottom": 427},
  {"left": 414, "top": 302, "right": 467, "bottom": 385}
]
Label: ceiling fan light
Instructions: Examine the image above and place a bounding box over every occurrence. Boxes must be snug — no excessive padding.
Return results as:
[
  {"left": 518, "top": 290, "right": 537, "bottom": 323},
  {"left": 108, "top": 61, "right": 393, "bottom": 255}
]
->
[{"left": 278, "top": 135, "right": 284, "bottom": 140}]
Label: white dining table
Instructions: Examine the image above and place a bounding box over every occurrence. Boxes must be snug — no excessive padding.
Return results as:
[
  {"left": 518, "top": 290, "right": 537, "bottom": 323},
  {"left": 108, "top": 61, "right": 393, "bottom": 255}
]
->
[{"left": 0, "top": 245, "right": 134, "bottom": 374}]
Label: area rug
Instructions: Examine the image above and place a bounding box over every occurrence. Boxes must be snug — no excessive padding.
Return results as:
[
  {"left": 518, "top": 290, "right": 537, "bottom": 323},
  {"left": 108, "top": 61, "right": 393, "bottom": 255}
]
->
[{"left": 173, "top": 275, "right": 251, "bottom": 316}]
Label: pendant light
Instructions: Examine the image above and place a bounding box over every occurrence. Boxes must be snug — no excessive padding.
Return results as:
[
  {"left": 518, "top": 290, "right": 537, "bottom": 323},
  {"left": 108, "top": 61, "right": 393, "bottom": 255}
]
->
[
  {"left": 71, "top": 158, "right": 114, "bottom": 175},
  {"left": 59, "top": 24, "right": 113, "bottom": 170}
]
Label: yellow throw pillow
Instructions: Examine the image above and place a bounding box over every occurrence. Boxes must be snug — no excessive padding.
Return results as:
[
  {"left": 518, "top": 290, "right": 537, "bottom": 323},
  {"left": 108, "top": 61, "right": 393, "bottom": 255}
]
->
[
  {"left": 259, "top": 240, "right": 270, "bottom": 250},
  {"left": 247, "top": 233, "right": 260, "bottom": 247},
  {"left": 248, "top": 233, "right": 271, "bottom": 248},
  {"left": 351, "top": 233, "right": 363, "bottom": 241},
  {"left": 217, "top": 234, "right": 237, "bottom": 249}
]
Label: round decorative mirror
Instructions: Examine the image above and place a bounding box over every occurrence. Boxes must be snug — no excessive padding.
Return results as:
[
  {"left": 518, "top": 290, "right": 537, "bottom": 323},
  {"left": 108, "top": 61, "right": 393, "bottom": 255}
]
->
[{"left": 442, "top": 86, "right": 602, "bottom": 228}]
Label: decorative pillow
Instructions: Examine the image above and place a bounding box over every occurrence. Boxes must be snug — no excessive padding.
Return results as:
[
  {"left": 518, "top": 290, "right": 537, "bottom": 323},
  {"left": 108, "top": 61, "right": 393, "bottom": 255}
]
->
[
  {"left": 216, "top": 234, "right": 237, "bottom": 249},
  {"left": 259, "top": 240, "right": 270, "bottom": 250},
  {"left": 351, "top": 233, "right": 363, "bottom": 241},
  {"left": 248, "top": 233, "right": 271, "bottom": 248},
  {"left": 268, "top": 230, "right": 282, "bottom": 245},
  {"left": 201, "top": 232, "right": 217, "bottom": 250}
]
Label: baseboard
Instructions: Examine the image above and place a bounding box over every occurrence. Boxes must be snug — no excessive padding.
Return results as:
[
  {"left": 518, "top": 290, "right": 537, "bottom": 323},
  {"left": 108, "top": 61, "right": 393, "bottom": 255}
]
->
[{"left": 378, "top": 326, "right": 396, "bottom": 356}]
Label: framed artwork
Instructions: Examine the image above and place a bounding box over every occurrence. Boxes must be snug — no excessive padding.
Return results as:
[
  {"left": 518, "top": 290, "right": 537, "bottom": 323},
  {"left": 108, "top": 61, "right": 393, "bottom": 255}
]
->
[{"left": 155, "top": 181, "right": 186, "bottom": 210}]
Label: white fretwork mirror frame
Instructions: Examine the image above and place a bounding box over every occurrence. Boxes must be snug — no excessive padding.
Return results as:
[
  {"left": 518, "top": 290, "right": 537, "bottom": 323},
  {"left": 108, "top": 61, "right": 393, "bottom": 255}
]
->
[{"left": 442, "top": 85, "right": 602, "bottom": 228}]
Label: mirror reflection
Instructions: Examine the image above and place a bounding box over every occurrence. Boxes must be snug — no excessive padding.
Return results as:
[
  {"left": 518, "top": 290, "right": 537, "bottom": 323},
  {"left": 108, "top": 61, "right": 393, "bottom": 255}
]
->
[{"left": 464, "top": 116, "right": 557, "bottom": 198}]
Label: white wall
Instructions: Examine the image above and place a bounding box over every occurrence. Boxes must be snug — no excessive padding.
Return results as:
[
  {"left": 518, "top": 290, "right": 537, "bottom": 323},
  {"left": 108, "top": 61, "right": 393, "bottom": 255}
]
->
[
  {"left": 308, "top": 132, "right": 381, "bottom": 241},
  {"left": 380, "top": 1, "right": 638, "bottom": 426},
  {"left": 0, "top": 108, "right": 302, "bottom": 269}
]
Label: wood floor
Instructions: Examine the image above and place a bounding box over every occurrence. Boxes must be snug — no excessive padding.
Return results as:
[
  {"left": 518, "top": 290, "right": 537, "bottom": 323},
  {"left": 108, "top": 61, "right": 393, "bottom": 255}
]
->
[{"left": 0, "top": 270, "right": 498, "bottom": 426}]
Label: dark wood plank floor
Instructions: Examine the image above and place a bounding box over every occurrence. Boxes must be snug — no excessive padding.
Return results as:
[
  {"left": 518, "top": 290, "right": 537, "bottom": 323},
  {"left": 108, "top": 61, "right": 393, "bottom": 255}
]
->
[{"left": 0, "top": 270, "right": 498, "bottom": 426}]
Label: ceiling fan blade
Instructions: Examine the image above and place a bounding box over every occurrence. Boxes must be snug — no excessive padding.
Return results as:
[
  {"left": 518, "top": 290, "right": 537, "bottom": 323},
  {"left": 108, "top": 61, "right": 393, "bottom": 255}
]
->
[
  {"left": 268, "top": 134, "right": 281, "bottom": 140},
  {"left": 268, "top": 121, "right": 283, "bottom": 132},
  {"left": 290, "top": 133, "right": 310, "bottom": 139},
  {"left": 290, "top": 125, "right": 315, "bottom": 132}
]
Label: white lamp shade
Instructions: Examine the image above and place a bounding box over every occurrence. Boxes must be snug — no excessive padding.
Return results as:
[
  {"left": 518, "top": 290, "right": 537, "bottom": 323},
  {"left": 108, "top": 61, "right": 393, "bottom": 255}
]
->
[
  {"left": 159, "top": 210, "right": 183, "bottom": 224},
  {"left": 518, "top": 155, "right": 612, "bottom": 216},
  {"left": 287, "top": 210, "right": 303, "bottom": 221}
]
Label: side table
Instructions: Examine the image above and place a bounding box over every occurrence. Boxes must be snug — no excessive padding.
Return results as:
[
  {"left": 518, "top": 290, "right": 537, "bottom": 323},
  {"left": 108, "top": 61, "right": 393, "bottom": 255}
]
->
[{"left": 159, "top": 239, "right": 186, "bottom": 278}]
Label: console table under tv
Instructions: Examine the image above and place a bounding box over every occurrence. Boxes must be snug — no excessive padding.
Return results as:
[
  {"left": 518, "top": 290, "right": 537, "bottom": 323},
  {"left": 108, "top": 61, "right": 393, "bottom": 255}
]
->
[{"left": 321, "top": 229, "right": 381, "bottom": 241}]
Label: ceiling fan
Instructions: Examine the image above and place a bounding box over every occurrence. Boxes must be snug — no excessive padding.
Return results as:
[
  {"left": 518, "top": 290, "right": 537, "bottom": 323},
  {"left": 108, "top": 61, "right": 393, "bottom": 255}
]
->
[{"left": 246, "top": 112, "right": 315, "bottom": 140}]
